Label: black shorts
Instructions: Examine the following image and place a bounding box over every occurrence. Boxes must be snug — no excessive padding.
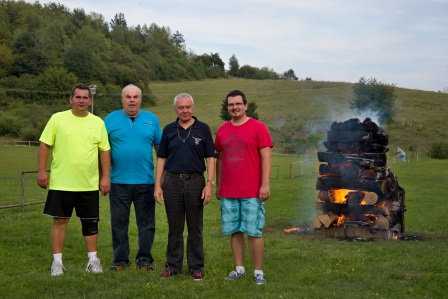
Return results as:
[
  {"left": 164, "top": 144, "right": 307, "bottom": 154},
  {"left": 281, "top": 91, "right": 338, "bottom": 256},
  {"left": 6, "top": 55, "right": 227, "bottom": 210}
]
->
[{"left": 43, "top": 190, "right": 100, "bottom": 220}]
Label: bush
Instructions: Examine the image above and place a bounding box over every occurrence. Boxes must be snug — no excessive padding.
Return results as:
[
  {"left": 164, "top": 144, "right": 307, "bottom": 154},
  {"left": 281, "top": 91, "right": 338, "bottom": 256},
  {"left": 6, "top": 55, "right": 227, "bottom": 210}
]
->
[
  {"left": 0, "top": 112, "right": 21, "bottom": 137},
  {"left": 429, "top": 141, "right": 448, "bottom": 159},
  {"left": 19, "top": 126, "right": 41, "bottom": 141}
]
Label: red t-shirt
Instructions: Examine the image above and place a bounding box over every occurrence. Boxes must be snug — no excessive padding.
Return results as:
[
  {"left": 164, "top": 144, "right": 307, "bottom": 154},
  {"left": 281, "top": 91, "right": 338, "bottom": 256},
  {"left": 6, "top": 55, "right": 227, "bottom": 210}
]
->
[{"left": 215, "top": 118, "right": 273, "bottom": 198}]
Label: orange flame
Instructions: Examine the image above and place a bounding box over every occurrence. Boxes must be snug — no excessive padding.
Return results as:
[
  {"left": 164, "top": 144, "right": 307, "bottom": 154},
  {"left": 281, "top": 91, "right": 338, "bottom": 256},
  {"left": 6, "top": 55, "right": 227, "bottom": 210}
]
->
[
  {"left": 331, "top": 189, "right": 353, "bottom": 203},
  {"left": 337, "top": 214, "right": 348, "bottom": 226},
  {"left": 284, "top": 227, "right": 311, "bottom": 233}
]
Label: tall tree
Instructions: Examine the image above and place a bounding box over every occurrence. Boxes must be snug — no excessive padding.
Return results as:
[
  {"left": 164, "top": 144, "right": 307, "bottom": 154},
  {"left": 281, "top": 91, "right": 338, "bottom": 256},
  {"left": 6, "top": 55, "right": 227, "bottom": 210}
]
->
[
  {"left": 110, "top": 13, "right": 127, "bottom": 29},
  {"left": 282, "top": 69, "right": 298, "bottom": 80},
  {"left": 350, "top": 77, "right": 397, "bottom": 124},
  {"left": 228, "top": 54, "right": 239, "bottom": 76}
]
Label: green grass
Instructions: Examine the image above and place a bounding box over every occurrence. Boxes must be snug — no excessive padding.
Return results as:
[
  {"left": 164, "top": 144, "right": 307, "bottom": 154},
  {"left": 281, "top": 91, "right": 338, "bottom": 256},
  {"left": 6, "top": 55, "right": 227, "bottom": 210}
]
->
[
  {"left": 0, "top": 147, "right": 447, "bottom": 298},
  {"left": 143, "top": 79, "right": 448, "bottom": 154}
]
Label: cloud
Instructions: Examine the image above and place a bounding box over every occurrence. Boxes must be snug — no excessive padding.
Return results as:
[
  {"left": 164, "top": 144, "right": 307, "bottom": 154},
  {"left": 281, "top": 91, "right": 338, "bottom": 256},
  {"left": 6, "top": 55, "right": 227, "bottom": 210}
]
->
[{"left": 24, "top": 0, "right": 448, "bottom": 91}]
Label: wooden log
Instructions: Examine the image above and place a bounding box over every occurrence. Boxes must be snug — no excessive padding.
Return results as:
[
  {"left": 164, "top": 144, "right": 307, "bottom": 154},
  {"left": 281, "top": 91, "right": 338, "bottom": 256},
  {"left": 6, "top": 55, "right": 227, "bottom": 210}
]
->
[
  {"left": 323, "top": 141, "right": 388, "bottom": 154},
  {"left": 319, "top": 164, "right": 333, "bottom": 176},
  {"left": 316, "top": 176, "right": 390, "bottom": 194},
  {"left": 327, "top": 130, "right": 389, "bottom": 145},
  {"left": 371, "top": 215, "right": 389, "bottom": 229},
  {"left": 316, "top": 212, "right": 339, "bottom": 228},
  {"left": 315, "top": 202, "right": 390, "bottom": 215},
  {"left": 363, "top": 192, "right": 379, "bottom": 205},
  {"left": 347, "top": 192, "right": 363, "bottom": 207},
  {"left": 313, "top": 217, "right": 324, "bottom": 228},
  {"left": 317, "top": 152, "right": 387, "bottom": 167},
  {"left": 317, "top": 190, "right": 331, "bottom": 202}
]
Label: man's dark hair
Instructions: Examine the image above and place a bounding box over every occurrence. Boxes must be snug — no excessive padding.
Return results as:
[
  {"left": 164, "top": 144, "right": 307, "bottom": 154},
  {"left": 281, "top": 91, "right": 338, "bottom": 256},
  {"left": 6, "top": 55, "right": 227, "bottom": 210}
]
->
[
  {"left": 226, "top": 89, "right": 247, "bottom": 105},
  {"left": 71, "top": 83, "right": 92, "bottom": 98}
]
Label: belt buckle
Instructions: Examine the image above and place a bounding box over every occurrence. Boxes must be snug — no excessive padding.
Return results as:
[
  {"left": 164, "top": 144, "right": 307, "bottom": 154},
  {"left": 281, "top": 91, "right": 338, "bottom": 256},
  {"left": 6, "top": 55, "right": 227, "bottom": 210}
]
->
[{"left": 179, "top": 174, "right": 189, "bottom": 180}]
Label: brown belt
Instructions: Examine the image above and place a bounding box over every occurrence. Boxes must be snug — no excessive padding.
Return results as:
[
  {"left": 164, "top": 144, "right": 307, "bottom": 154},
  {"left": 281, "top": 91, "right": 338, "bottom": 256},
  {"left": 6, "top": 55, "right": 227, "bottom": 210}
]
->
[{"left": 165, "top": 172, "right": 203, "bottom": 180}]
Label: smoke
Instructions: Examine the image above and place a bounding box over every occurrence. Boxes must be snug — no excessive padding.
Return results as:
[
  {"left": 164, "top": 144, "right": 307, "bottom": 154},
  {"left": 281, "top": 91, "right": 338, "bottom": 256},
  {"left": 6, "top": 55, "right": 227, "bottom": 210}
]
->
[{"left": 287, "top": 96, "right": 385, "bottom": 230}]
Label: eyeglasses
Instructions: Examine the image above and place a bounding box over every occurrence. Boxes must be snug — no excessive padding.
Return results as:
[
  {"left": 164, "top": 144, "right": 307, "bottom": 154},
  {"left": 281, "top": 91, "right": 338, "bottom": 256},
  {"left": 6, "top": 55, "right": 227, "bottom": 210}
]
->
[{"left": 227, "top": 102, "right": 245, "bottom": 108}]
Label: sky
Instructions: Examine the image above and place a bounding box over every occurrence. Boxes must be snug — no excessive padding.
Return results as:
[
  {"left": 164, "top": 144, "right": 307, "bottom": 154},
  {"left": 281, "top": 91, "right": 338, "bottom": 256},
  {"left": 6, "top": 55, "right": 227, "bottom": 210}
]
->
[{"left": 24, "top": 0, "right": 448, "bottom": 92}]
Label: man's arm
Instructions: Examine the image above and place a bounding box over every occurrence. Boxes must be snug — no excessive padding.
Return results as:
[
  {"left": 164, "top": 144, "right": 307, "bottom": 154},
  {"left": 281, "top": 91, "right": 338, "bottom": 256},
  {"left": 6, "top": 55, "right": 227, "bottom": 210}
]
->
[
  {"left": 202, "top": 157, "right": 216, "bottom": 205},
  {"left": 99, "top": 150, "right": 111, "bottom": 196},
  {"left": 215, "top": 152, "right": 222, "bottom": 199},
  {"left": 37, "top": 142, "right": 51, "bottom": 189},
  {"left": 154, "top": 157, "right": 166, "bottom": 204},
  {"left": 259, "top": 147, "right": 272, "bottom": 201}
]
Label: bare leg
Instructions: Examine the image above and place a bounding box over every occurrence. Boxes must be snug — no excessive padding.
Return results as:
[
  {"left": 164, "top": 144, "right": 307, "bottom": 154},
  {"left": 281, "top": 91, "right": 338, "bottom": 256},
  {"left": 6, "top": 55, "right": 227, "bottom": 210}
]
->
[
  {"left": 230, "top": 232, "right": 245, "bottom": 266},
  {"left": 248, "top": 236, "right": 264, "bottom": 270},
  {"left": 51, "top": 218, "right": 70, "bottom": 254},
  {"left": 84, "top": 220, "right": 98, "bottom": 252},
  {"left": 84, "top": 234, "right": 98, "bottom": 253}
]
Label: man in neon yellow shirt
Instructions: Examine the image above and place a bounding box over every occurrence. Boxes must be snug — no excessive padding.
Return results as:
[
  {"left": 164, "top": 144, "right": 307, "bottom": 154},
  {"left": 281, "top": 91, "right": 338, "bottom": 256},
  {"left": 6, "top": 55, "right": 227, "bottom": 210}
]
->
[{"left": 37, "top": 83, "right": 111, "bottom": 276}]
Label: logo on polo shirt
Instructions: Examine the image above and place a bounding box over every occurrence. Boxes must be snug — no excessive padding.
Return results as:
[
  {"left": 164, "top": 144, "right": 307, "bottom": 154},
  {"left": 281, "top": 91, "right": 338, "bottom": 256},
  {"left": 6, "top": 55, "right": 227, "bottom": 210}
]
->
[{"left": 193, "top": 137, "right": 202, "bottom": 145}]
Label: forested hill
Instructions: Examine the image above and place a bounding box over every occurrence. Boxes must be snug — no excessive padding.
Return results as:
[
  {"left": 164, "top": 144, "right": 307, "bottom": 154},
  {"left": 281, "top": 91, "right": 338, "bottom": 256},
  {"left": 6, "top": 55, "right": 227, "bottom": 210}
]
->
[{"left": 0, "top": 0, "right": 294, "bottom": 90}]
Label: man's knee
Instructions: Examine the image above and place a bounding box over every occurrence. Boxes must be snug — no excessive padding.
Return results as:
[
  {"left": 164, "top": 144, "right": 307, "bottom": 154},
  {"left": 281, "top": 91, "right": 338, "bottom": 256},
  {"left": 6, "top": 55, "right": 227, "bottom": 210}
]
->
[{"left": 81, "top": 219, "right": 99, "bottom": 236}]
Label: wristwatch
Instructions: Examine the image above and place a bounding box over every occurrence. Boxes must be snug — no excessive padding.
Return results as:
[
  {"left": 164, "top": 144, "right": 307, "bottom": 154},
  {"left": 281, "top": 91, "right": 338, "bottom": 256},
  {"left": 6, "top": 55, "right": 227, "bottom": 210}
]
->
[{"left": 207, "top": 180, "right": 215, "bottom": 186}]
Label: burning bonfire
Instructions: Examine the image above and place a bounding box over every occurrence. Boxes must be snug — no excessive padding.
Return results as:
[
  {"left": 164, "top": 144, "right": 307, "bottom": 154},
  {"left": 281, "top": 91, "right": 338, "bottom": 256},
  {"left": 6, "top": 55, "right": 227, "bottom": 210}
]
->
[{"left": 313, "top": 118, "right": 406, "bottom": 239}]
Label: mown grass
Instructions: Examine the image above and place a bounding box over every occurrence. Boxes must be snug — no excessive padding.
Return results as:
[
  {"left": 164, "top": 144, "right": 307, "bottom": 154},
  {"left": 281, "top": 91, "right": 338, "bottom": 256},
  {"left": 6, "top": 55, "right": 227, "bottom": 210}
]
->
[
  {"left": 143, "top": 79, "right": 448, "bottom": 154},
  {"left": 0, "top": 146, "right": 447, "bottom": 298}
]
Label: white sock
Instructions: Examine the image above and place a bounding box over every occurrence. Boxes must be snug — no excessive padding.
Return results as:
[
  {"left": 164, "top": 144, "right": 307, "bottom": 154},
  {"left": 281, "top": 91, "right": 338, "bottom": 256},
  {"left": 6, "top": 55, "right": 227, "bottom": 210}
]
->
[
  {"left": 236, "top": 266, "right": 245, "bottom": 274},
  {"left": 53, "top": 253, "right": 62, "bottom": 263},
  {"left": 87, "top": 251, "right": 97, "bottom": 261},
  {"left": 254, "top": 270, "right": 264, "bottom": 277}
]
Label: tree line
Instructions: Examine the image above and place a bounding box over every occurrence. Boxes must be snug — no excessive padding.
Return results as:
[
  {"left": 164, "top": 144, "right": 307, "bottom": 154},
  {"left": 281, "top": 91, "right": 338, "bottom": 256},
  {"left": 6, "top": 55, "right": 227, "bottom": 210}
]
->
[{"left": 0, "top": 0, "right": 299, "bottom": 141}]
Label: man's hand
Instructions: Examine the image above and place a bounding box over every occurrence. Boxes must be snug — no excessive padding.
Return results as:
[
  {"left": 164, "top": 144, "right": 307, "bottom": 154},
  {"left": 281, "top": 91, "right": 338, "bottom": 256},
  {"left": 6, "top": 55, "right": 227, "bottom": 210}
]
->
[
  {"left": 37, "top": 170, "right": 49, "bottom": 189},
  {"left": 100, "top": 176, "right": 110, "bottom": 196}
]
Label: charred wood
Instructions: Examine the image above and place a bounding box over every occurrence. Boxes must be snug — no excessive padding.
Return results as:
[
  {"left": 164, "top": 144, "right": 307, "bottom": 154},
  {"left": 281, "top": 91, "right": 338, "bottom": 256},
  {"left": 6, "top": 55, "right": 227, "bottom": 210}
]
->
[
  {"left": 315, "top": 202, "right": 391, "bottom": 215},
  {"left": 323, "top": 141, "right": 388, "bottom": 154},
  {"left": 316, "top": 176, "right": 392, "bottom": 194},
  {"left": 318, "top": 152, "right": 387, "bottom": 167},
  {"left": 327, "top": 130, "right": 389, "bottom": 145}
]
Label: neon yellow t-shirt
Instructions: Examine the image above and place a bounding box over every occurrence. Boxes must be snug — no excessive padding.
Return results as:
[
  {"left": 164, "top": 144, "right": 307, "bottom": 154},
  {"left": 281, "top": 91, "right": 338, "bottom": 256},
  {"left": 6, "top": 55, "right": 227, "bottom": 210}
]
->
[{"left": 39, "top": 110, "right": 110, "bottom": 191}]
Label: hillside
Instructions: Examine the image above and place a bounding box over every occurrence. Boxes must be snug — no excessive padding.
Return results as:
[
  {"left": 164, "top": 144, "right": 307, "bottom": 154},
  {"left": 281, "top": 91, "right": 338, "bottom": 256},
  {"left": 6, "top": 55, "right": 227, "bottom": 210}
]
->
[{"left": 143, "top": 79, "right": 448, "bottom": 155}]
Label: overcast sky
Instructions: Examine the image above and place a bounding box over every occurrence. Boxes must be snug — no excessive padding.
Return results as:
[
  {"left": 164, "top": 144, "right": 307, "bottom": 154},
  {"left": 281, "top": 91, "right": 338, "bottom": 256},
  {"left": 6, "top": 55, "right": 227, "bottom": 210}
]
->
[{"left": 25, "top": 0, "right": 448, "bottom": 92}]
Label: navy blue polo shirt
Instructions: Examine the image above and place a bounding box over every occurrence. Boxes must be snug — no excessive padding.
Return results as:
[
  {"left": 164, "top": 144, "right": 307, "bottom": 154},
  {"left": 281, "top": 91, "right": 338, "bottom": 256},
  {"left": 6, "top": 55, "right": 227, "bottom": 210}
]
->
[{"left": 157, "top": 117, "right": 216, "bottom": 174}]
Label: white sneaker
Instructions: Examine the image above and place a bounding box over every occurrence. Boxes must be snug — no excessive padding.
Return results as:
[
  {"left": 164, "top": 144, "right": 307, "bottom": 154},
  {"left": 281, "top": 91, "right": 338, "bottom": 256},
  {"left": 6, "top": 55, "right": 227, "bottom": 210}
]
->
[
  {"left": 51, "top": 260, "right": 65, "bottom": 276},
  {"left": 86, "top": 258, "right": 103, "bottom": 274}
]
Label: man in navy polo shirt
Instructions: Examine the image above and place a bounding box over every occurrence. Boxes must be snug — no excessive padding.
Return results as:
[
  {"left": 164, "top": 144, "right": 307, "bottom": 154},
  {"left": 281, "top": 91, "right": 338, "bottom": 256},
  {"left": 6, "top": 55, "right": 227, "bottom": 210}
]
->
[
  {"left": 154, "top": 93, "right": 216, "bottom": 280},
  {"left": 105, "top": 84, "right": 162, "bottom": 271}
]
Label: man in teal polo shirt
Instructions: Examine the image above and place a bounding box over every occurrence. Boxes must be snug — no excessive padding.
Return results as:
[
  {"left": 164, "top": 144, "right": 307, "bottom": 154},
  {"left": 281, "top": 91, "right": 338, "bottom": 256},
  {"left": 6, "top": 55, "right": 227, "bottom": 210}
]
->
[{"left": 105, "top": 84, "right": 162, "bottom": 271}]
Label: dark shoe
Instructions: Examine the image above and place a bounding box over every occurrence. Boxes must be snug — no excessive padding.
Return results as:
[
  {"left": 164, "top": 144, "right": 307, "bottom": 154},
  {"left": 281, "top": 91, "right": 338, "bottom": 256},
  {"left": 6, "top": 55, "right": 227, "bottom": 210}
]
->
[
  {"left": 161, "top": 268, "right": 177, "bottom": 278},
  {"left": 110, "top": 261, "right": 130, "bottom": 271},
  {"left": 139, "top": 264, "right": 154, "bottom": 271},
  {"left": 192, "top": 272, "right": 203, "bottom": 281}
]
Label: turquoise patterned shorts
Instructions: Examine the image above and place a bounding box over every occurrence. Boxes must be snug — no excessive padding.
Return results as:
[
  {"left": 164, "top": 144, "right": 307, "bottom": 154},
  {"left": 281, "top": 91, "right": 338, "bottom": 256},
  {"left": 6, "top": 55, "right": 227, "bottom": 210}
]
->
[{"left": 220, "top": 197, "right": 265, "bottom": 237}]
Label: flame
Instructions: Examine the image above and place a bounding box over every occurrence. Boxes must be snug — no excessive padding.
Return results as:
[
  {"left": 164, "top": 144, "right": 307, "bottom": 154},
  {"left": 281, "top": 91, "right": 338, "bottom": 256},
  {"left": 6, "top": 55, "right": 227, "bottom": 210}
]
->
[
  {"left": 331, "top": 189, "right": 353, "bottom": 203},
  {"left": 284, "top": 227, "right": 311, "bottom": 233},
  {"left": 336, "top": 215, "right": 348, "bottom": 226}
]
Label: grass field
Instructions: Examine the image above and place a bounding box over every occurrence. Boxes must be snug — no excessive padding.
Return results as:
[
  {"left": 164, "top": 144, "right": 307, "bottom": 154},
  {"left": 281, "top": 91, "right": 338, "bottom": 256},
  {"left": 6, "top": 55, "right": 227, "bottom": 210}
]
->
[
  {"left": 0, "top": 146, "right": 447, "bottom": 298},
  {"left": 143, "top": 79, "right": 448, "bottom": 155}
]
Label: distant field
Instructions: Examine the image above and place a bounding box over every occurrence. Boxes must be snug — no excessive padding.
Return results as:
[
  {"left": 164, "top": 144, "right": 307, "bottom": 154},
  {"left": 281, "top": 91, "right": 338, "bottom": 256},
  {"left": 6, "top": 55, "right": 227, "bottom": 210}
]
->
[{"left": 145, "top": 79, "right": 448, "bottom": 154}]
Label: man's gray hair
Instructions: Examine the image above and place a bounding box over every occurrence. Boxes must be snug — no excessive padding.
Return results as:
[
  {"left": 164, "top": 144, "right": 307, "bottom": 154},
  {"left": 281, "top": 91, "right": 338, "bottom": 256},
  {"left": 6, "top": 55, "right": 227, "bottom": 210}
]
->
[
  {"left": 173, "top": 93, "right": 194, "bottom": 107},
  {"left": 122, "top": 84, "right": 142, "bottom": 97}
]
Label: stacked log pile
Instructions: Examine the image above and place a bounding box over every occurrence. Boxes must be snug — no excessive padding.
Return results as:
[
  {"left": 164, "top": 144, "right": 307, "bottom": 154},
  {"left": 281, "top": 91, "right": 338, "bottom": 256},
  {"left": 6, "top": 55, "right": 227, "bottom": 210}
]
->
[{"left": 314, "top": 118, "right": 406, "bottom": 238}]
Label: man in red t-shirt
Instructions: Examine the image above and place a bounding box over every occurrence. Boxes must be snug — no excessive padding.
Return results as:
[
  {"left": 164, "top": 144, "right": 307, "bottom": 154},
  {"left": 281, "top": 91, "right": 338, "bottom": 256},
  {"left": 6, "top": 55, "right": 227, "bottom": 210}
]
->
[{"left": 215, "top": 89, "right": 273, "bottom": 285}]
